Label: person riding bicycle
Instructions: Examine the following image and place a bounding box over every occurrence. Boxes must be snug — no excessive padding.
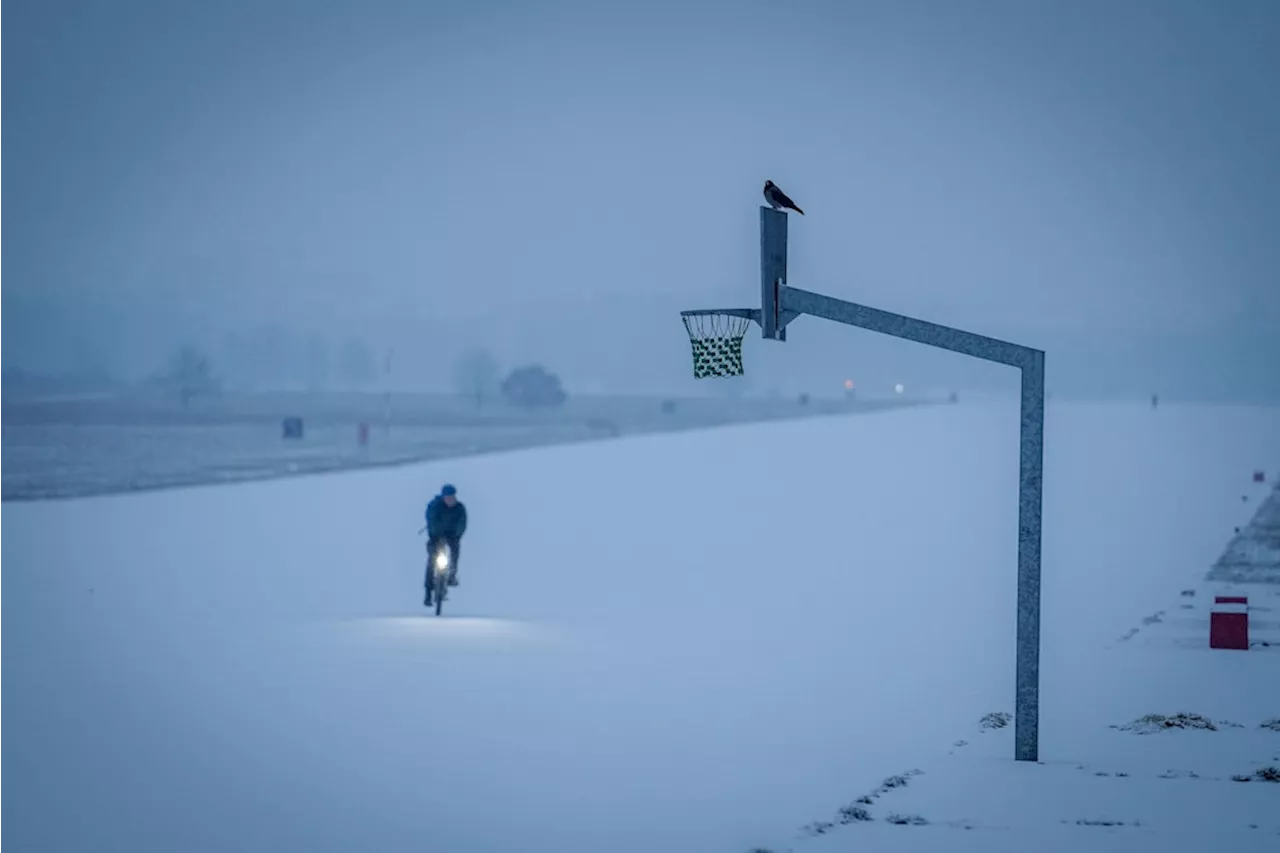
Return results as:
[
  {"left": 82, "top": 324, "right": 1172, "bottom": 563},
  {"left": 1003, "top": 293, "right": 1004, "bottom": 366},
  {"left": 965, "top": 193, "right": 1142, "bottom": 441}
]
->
[{"left": 424, "top": 483, "right": 467, "bottom": 606}]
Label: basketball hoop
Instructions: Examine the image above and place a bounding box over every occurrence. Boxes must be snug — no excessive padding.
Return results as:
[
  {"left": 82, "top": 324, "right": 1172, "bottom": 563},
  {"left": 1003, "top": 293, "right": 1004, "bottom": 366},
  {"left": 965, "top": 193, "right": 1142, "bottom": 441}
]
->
[
  {"left": 674, "top": 202, "right": 1049, "bottom": 763},
  {"left": 680, "top": 310, "right": 755, "bottom": 378}
]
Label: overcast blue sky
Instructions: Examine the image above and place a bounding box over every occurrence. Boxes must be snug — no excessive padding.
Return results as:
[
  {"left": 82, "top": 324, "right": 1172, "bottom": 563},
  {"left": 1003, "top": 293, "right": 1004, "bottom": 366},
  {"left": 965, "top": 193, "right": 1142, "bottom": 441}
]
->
[{"left": 4, "top": 0, "right": 1278, "bottom": 396}]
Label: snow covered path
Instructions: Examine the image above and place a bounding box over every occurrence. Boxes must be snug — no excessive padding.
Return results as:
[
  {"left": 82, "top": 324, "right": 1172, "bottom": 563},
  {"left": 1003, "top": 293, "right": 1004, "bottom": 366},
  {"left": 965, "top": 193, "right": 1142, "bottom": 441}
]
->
[{"left": 4, "top": 402, "right": 1277, "bottom": 852}]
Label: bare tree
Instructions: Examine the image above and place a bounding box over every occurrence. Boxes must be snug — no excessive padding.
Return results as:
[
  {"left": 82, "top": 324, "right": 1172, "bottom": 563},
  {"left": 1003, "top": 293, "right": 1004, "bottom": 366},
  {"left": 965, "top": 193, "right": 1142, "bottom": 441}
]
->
[
  {"left": 452, "top": 349, "right": 500, "bottom": 408},
  {"left": 161, "top": 345, "right": 221, "bottom": 408}
]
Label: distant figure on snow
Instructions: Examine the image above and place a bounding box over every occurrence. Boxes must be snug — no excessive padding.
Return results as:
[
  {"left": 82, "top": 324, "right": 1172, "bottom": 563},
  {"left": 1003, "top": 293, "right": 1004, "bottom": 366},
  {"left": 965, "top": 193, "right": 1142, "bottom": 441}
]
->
[{"left": 425, "top": 484, "right": 467, "bottom": 606}]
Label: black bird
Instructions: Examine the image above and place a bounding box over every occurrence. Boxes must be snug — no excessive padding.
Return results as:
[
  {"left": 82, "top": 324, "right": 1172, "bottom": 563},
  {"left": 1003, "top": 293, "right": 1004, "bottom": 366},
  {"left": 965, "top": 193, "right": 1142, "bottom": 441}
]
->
[{"left": 763, "top": 180, "right": 804, "bottom": 215}]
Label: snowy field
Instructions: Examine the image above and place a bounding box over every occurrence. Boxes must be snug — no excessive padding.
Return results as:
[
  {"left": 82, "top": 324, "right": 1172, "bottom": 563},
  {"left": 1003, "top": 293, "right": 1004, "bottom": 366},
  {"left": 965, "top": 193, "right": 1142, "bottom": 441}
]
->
[
  {"left": 3, "top": 401, "right": 1278, "bottom": 852},
  {"left": 1, "top": 391, "right": 906, "bottom": 501}
]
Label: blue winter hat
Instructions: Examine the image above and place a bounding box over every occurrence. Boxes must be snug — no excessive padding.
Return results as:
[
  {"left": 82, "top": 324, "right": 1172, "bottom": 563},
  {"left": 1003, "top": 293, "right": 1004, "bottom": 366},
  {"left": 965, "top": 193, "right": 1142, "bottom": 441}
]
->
[{"left": 441, "top": 484, "right": 457, "bottom": 497}]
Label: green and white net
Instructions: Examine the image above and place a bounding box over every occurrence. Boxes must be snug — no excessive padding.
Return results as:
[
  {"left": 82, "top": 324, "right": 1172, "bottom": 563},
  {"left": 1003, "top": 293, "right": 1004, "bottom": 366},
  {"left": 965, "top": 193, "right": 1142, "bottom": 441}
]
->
[{"left": 681, "top": 312, "right": 752, "bottom": 378}]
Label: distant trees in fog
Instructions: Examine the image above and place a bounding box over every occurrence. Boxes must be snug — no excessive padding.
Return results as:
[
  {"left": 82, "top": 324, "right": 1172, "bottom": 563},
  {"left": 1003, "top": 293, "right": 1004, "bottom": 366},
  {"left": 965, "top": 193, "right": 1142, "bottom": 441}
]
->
[
  {"left": 452, "top": 349, "right": 500, "bottom": 407},
  {"left": 160, "top": 345, "right": 221, "bottom": 407},
  {"left": 216, "top": 327, "right": 378, "bottom": 390},
  {"left": 501, "top": 364, "right": 567, "bottom": 407},
  {"left": 2, "top": 365, "right": 117, "bottom": 398}
]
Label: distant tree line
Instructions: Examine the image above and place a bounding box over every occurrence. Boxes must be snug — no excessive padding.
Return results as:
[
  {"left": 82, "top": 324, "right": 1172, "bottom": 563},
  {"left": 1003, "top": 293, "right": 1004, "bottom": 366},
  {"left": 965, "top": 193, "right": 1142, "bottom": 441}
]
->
[
  {"left": 1, "top": 365, "right": 118, "bottom": 399},
  {"left": 151, "top": 336, "right": 569, "bottom": 408},
  {"left": 452, "top": 348, "right": 567, "bottom": 408},
  {"left": 216, "top": 327, "right": 380, "bottom": 391}
]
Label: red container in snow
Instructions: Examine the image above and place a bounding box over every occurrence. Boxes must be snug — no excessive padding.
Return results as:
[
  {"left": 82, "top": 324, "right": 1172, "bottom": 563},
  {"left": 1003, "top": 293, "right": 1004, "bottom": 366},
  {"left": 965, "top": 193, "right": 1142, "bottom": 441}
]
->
[
  {"left": 1254, "top": 470, "right": 1266, "bottom": 483},
  {"left": 1210, "top": 596, "right": 1249, "bottom": 650}
]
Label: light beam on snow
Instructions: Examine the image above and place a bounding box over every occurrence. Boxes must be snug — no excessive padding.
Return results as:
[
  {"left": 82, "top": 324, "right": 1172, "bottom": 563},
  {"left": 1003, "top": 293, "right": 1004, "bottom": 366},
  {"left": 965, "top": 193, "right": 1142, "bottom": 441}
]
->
[{"left": 342, "top": 616, "right": 564, "bottom": 646}]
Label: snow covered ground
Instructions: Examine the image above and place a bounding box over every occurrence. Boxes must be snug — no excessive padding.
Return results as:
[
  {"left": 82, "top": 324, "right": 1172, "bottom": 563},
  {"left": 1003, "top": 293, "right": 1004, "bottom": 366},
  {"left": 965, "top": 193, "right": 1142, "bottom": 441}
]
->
[
  {"left": 2, "top": 392, "right": 906, "bottom": 501},
  {"left": 3, "top": 401, "right": 1277, "bottom": 852}
]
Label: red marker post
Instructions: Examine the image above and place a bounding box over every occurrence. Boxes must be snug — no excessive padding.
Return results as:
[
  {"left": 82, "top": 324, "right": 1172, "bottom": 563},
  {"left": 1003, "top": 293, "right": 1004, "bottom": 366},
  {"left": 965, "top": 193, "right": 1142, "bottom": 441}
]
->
[{"left": 1210, "top": 596, "right": 1249, "bottom": 650}]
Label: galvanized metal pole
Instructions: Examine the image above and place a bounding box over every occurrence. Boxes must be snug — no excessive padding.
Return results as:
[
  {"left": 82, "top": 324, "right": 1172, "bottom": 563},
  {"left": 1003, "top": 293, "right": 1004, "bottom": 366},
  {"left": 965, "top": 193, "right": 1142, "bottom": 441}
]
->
[
  {"left": 1015, "top": 350, "right": 1045, "bottom": 762},
  {"left": 778, "top": 283, "right": 1045, "bottom": 762}
]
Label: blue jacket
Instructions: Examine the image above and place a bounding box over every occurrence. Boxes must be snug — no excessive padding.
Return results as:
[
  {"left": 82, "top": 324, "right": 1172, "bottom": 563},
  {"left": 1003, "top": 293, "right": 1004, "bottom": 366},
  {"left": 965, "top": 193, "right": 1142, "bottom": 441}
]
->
[{"left": 426, "top": 495, "right": 467, "bottom": 540}]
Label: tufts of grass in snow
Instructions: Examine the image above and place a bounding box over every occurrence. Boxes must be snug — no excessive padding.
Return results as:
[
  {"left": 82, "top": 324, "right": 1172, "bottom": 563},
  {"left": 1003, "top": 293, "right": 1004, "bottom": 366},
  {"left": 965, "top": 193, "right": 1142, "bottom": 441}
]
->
[
  {"left": 885, "top": 813, "right": 929, "bottom": 826},
  {"left": 1113, "top": 712, "right": 1232, "bottom": 734},
  {"left": 1232, "top": 766, "right": 1279, "bottom": 783},
  {"left": 1157, "top": 769, "right": 1202, "bottom": 780},
  {"left": 794, "top": 769, "right": 925, "bottom": 839},
  {"left": 800, "top": 820, "right": 835, "bottom": 838},
  {"left": 979, "top": 711, "right": 1011, "bottom": 731},
  {"left": 837, "top": 804, "right": 873, "bottom": 824},
  {"left": 880, "top": 774, "right": 910, "bottom": 790}
]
